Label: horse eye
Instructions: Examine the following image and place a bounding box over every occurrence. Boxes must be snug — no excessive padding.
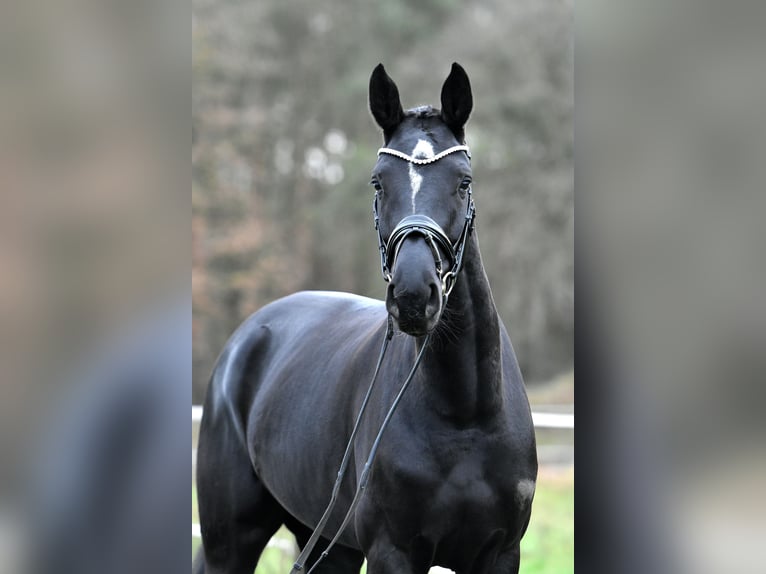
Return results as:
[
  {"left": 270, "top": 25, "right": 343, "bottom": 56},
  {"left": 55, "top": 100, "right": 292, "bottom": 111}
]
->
[
  {"left": 458, "top": 178, "right": 472, "bottom": 193},
  {"left": 370, "top": 178, "right": 383, "bottom": 194}
]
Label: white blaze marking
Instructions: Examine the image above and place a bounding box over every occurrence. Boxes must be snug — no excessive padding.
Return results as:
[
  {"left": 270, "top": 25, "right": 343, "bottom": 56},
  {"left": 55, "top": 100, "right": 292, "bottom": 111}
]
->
[
  {"left": 408, "top": 164, "right": 422, "bottom": 212},
  {"left": 409, "top": 139, "right": 435, "bottom": 212},
  {"left": 516, "top": 479, "right": 536, "bottom": 504}
]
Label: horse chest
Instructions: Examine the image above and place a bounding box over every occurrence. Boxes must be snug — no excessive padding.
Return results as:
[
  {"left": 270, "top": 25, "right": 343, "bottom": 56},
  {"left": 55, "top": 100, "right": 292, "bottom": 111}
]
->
[
  {"left": 366, "top": 427, "right": 530, "bottom": 541},
  {"left": 355, "top": 429, "right": 532, "bottom": 573}
]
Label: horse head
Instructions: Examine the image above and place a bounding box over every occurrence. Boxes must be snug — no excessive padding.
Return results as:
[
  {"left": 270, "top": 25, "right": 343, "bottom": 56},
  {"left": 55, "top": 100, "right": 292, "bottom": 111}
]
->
[{"left": 369, "top": 63, "right": 475, "bottom": 337}]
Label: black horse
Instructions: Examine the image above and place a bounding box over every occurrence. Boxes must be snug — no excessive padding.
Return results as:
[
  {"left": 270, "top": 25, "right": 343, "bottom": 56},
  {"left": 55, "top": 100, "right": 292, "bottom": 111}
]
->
[{"left": 194, "top": 63, "right": 537, "bottom": 574}]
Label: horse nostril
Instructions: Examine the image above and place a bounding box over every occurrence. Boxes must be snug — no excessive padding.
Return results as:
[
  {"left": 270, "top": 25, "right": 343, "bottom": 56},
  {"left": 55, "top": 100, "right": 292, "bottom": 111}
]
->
[
  {"left": 426, "top": 282, "right": 441, "bottom": 316},
  {"left": 386, "top": 283, "right": 400, "bottom": 319}
]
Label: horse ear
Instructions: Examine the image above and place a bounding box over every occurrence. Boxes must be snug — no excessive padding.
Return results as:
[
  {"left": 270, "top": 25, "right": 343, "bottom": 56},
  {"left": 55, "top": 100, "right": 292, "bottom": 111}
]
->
[
  {"left": 369, "top": 64, "right": 404, "bottom": 136},
  {"left": 440, "top": 62, "right": 473, "bottom": 141}
]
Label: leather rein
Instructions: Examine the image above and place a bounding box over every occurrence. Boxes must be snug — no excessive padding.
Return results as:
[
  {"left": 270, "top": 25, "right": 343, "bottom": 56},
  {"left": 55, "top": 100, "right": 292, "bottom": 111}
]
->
[{"left": 290, "top": 144, "right": 474, "bottom": 574}]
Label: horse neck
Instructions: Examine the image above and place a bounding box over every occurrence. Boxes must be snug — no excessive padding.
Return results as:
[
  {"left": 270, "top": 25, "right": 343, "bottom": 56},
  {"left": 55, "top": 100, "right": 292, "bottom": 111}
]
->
[{"left": 416, "top": 233, "right": 504, "bottom": 423}]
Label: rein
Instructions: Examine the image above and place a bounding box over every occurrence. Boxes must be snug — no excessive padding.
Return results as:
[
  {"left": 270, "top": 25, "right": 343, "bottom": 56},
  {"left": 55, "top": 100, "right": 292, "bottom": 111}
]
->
[
  {"left": 290, "top": 144, "right": 474, "bottom": 574},
  {"left": 290, "top": 322, "right": 430, "bottom": 574}
]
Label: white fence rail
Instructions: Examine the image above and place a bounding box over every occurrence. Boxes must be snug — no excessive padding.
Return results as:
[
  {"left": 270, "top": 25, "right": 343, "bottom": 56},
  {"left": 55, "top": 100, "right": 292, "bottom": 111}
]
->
[{"left": 192, "top": 406, "right": 573, "bottom": 428}]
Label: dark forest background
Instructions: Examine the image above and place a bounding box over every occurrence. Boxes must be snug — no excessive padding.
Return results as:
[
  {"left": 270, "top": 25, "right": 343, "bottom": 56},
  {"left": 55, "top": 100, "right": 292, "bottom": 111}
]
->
[{"left": 192, "top": 0, "right": 573, "bottom": 402}]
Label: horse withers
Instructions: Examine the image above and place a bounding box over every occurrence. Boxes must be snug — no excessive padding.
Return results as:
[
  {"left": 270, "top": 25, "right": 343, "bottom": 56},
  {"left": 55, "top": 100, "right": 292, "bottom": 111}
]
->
[{"left": 194, "top": 63, "right": 537, "bottom": 574}]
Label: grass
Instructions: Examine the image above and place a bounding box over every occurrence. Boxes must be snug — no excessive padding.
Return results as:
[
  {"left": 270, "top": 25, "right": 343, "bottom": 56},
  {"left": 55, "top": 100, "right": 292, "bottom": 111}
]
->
[
  {"left": 192, "top": 466, "right": 572, "bottom": 574},
  {"left": 519, "top": 467, "right": 574, "bottom": 574}
]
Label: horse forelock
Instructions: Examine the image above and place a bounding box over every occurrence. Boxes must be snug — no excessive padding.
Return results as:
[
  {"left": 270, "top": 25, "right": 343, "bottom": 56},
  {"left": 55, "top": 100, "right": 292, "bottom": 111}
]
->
[
  {"left": 406, "top": 105, "right": 440, "bottom": 119},
  {"left": 402, "top": 105, "right": 466, "bottom": 144},
  {"left": 389, "top": 109, "right": 458, "bottom": 154}
]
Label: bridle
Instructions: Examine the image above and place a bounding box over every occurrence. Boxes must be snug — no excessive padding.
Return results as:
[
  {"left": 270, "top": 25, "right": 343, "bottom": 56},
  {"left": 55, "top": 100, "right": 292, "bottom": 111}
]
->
[
  {"left": 289, "top": 143, "right": 476, "bottom": 574},
  {"left": 373, "top": 144, "right": 476, "bottom": 302}
]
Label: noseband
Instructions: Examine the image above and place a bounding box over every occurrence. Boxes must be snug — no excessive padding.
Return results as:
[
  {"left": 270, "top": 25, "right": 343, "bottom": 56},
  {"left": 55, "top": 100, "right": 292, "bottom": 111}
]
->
[{"left": 373, "top": 145, "right": 476, "bottom": 301}]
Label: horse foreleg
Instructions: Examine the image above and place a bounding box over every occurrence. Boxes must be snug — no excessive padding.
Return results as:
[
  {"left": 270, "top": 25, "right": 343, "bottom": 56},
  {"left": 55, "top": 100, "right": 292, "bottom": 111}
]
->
[
  {"left": 196, "top": 409, "right": 285, "bottom": 574},
  {"left": 364, "top": 541, "right": 421, "bottom": 574},
  {"left": 482, "top": 545, "right": 520, "bottom": 574},
  {"left": 285, "top": 515, "right": 365, "bottom": 573}
]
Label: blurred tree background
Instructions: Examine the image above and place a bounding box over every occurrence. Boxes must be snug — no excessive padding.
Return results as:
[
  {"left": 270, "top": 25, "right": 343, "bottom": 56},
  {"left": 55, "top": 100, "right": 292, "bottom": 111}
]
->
[{"left": 192, "top": 0, "right": 572, "bottom": 402}]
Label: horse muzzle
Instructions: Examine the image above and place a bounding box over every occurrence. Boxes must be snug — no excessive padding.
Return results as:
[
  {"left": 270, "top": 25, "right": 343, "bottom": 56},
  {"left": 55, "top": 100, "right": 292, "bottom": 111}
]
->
[{"left": 385, "top": 235, "right": 444, "bottom": 336}]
